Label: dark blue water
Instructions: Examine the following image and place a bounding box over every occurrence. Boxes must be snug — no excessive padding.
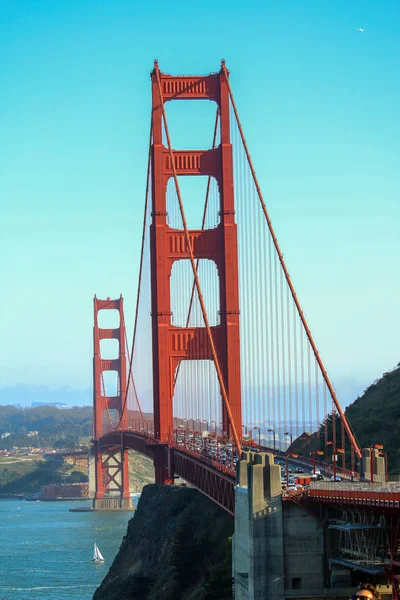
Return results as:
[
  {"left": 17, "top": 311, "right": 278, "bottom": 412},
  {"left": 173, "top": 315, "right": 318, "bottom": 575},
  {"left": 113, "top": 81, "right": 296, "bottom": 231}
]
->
[{"left": 0, "top": 498, "right": 138, "bottom": 600}]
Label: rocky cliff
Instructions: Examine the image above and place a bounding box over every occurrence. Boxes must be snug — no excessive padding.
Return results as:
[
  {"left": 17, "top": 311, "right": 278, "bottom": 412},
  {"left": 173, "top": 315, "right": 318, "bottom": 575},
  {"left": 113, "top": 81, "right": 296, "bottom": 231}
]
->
[
  {"left": 93, "top": 484, "right": 234, "bottom": 600},
  {"left": 128, "top": 451, "right": 154, "bottom": 492}
]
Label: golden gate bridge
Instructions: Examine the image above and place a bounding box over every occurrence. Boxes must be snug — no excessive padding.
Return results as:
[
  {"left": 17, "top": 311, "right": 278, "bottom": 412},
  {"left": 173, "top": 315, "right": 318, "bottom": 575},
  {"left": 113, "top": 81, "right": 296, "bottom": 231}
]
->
[{"left": 90, "top": 62, "right": 400, "bottom": 597}]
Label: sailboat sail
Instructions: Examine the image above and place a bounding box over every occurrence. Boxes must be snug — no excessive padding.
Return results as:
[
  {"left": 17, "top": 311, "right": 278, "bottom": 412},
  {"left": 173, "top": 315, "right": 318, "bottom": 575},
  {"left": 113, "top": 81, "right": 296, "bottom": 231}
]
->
[{"left": 92, "top": 542, "right": 104, "bottom": 562}]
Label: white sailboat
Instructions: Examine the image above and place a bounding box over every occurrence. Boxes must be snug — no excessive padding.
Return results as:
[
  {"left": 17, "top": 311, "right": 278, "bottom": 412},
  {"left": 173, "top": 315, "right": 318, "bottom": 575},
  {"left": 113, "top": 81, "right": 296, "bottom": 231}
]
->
[{"left": 92, "top": 542, "right": 104, "bottom": 563}]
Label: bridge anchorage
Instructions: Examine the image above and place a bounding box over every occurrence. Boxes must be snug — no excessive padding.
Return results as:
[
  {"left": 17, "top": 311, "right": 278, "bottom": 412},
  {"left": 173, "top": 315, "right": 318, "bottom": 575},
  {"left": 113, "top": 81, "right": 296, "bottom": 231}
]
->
[{"left": 90, "top": 62, "right": 398, "bottom": 599}]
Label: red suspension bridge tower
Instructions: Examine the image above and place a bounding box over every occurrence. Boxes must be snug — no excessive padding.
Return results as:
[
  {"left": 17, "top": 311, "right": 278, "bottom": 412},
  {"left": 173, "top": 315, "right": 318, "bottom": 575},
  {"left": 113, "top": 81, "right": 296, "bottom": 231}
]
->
[
  {"left": 150, "top": 62, "right": 242, "bottom": 483},
  {"left": 92, "top": 295, "right": 131, "bottom": 509}
]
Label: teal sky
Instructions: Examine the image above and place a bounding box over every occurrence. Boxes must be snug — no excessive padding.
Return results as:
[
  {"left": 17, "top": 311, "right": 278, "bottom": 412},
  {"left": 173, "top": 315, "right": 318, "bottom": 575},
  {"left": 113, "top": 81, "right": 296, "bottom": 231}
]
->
[{"left": 1, "top": 0, "right": 399, "bottom": 404}]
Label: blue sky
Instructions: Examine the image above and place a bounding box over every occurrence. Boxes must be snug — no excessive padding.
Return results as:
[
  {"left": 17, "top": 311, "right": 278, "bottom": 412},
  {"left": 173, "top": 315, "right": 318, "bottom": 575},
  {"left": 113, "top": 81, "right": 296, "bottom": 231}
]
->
[{"left": 1, "top": 0, "right": 399, "bottom": 406}]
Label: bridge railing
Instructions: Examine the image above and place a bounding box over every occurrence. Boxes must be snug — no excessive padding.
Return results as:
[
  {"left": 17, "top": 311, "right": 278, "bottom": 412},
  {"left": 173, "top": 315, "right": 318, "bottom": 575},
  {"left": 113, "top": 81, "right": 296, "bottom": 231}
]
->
[
  {"left": 244, "top": 443, "right": 359, "bottom": 480},
  {"left": 98, "top": 422, "right": 360, "bottom": 485},
  {"left": 101, "top": 419, "right": 155, "bottom": 439},
  {"left": 310, "top": 481, "right": 400, "bottom": 493},
  {"left": 171, "top": 443, "right": 236, "bottom": 479}
]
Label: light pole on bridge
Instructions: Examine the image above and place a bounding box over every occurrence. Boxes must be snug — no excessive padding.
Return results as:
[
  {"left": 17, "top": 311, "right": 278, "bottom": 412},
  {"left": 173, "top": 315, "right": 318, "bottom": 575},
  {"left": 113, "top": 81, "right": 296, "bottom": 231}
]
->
[
  {"left": 253, "top": 426, "right": 261, "bottom": 448},
  {"left": 311, "top": 450, "right": 324, "bottom": 474},
  {"left": 285, "top": 453, "right": 298, "bottom": 489},
  {"left": 327, "top": 442, "right": 344, "bottom": 481},
  {"left": 303, "top": 432, "right": 313, "bottom": 458},
  {"left": 268, "top": 428, "right": 276, "bottom": 452},
  {"left": 284, "top": 431, "right": 293, "bottom": 449}
]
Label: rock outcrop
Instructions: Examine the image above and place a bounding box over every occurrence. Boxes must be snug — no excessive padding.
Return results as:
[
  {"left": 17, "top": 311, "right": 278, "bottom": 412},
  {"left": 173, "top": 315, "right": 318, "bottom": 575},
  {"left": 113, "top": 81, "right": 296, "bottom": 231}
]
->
[{"left": 93, "top": 484, "right": 233, "bottom": 600}]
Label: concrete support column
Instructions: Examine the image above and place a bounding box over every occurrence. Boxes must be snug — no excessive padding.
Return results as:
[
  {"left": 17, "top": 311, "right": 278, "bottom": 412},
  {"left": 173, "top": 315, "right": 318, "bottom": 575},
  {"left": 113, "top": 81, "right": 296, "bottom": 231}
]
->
[
  {"left": 233, "top": 451, "right": 285, "bottom": 600},
  {"left": 360, "top": 448, "right": 386, "bottom": 484}
]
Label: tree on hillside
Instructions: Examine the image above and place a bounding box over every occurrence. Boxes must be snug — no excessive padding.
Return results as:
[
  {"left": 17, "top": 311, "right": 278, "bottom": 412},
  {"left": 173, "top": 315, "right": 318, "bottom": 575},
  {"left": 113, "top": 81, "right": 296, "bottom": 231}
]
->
[
  {"left": 291, "top": 366, "right": 400, "bottom": 474},
  {"left": 0, "top": 405, "right": 92, "bottom": 447}
]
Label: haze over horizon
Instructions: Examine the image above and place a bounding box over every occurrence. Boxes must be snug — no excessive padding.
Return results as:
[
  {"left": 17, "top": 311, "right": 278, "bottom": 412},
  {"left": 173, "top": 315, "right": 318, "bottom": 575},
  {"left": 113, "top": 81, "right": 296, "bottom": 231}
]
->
[
  {"left": 1, "top": 0, "right": 399, "bottom": 409},
  {"left": 0, "top": 369, "right": 395, "bottom": 412}
]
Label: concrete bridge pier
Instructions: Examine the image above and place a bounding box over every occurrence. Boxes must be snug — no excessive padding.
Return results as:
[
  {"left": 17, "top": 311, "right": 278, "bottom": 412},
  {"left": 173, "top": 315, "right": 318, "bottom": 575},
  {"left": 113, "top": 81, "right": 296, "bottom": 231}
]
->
[
  {"left": 89, "top": 445, "right": 132, "bottom": 510},
  {"left": 233, "top": 451, "right": 285, "bottom": 600},
  {"left": 360, "top": 447, "right": 386, "bottom": 483}
]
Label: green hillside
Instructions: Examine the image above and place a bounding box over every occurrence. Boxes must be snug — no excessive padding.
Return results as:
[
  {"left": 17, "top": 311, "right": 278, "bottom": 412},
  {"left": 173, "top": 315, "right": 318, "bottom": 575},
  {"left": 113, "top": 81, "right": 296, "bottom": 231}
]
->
[
  {"left": 0, "top": 456, "right": 86, "bottom": 494},
  {"left": 345, "top": 365, "right": 400, "bottom": 473},
  {"left": 290, "top": 366, "right": 400, "bottom": 474},
  {"left": 0, "top": 405, "right": 92, "bottom": 449},
  {"left": 0, "top": 405, "right": 154, "bottom": 494}
]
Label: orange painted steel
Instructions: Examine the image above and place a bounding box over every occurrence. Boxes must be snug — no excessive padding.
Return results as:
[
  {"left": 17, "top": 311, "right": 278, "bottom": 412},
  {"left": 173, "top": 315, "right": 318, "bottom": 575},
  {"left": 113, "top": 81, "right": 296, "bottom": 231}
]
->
[
  {"left": 221, "top": 64, "right": 362, "bottom": 460},
  {"left": 173, "top": 448, "right": 235, "bottom": 515},
  {"left": 309, "top": 486, "right": 400, "bottom": 508},
  {"left": 173, "top": 108, "right": 220, "bottom": 389},
  {"left": 93, "top": 296, "right": 130, "bottom": 500},
  {"left": 150, "top": 61, "right": 242, "bottom": 467},
  {"left": 101, "top": 428, "right": 236, "bottom": 514}
]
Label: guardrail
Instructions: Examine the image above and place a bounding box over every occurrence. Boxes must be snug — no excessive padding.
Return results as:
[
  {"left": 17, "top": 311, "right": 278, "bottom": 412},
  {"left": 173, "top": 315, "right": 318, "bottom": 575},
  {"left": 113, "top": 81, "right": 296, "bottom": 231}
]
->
[{"left": 309, "top": 481, "right": 400, "bottom": 509}]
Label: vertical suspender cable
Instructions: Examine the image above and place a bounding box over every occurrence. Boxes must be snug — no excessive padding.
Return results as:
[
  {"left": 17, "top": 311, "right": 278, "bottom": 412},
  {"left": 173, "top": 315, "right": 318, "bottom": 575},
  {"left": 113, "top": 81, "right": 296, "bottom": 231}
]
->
[
  {"left": 221, "top": 64, "right": 362, "bottom": 459},
  {"left": 287, "top": 284, "right": 292, "bottom": 442},
  {"left": 332, "top": 407, "right": 337, "bottom": 466},
  {"left": 307, "top": 343, "right": 312, "bottom": 435},
  {"left": 301, "top": 324, "right": 305, "bottom": 434},
  {"left": 315, "top": 360, "right": 320, "bottom": 448},
  {"left": 341, "top": 419, "right": 346, "bottom": 469},
  {"left": 293, "top": 303, "right": 299, "bottom": 437},
  {"left": 274, "top": 251, "right": 281, "bottom": 445},
  {"left": 268, "top": 233, "right": 275, "bottom": 436},
  {"left": 124, "top": 327, "right": 144, "bottom": 421},
  {"left": 324, "top": 383, "right": 328, "bottom": 447},
  {"left": 280, "top": 268, "right": 286, "bottom": 434},
  {"left": 115, "top": 118, "right": 152, "bottom": 430}
]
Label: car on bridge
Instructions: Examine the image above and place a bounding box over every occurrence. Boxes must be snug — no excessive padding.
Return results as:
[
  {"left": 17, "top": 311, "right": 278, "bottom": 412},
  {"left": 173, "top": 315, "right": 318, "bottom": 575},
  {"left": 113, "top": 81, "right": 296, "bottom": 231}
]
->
[
  {"left": 330, "top": 475, "right": 342, "bottom": 482},
  {"left": 295, "top": 467, "right": 304, "bottom": 473}
]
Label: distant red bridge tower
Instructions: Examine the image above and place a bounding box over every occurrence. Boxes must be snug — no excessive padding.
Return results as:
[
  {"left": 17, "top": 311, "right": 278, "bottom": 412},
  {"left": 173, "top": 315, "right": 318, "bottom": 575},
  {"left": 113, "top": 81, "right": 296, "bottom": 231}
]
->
[{"left": 92, "top": 295, "right": 131, "bottom": 509}]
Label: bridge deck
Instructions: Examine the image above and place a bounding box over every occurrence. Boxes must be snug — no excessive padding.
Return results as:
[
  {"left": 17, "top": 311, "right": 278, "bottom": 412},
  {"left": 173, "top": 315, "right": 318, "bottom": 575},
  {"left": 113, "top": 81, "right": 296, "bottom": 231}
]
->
[{"left": 309, "top": 482, "right": 400, "bottom": 508}]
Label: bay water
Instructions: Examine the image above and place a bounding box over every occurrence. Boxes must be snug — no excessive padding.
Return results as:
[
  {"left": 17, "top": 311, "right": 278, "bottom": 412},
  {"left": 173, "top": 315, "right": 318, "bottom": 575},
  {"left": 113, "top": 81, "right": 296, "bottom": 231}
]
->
[{"left": 0, "top": 497, "right": 138, "bottom": 600}]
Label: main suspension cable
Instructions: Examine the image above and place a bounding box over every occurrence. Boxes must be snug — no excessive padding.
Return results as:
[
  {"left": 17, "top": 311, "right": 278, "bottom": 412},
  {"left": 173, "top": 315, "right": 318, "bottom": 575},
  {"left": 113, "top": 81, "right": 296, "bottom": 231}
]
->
[{"left": 115, "top": 117, "right": 153, "bottom": 430}]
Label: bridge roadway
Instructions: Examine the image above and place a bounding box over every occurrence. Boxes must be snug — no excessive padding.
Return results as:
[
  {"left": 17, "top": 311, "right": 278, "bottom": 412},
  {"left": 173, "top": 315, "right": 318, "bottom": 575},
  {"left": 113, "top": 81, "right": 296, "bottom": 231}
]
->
[
  {"left": 98, "top": 427, "right": 371, "bottom": 514},
  {"left": 309, "top": 481, "right": 400, "bottom": 509},
  {"left": 99, "top": 429, "right": 237, "bottom": 513}
]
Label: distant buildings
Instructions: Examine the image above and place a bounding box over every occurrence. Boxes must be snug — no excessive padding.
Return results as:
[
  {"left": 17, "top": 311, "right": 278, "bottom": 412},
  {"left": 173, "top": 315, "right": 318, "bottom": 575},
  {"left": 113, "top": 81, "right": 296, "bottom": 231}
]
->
[{"left": 31, "top": 402, "right": 69, "bottom": 409}]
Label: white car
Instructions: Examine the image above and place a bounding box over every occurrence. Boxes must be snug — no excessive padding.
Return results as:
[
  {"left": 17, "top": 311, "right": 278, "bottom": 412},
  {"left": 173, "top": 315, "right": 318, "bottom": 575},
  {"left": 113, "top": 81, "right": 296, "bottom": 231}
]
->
[{"left": 330, "top": 475, "right": 341, "bottom": 482}]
